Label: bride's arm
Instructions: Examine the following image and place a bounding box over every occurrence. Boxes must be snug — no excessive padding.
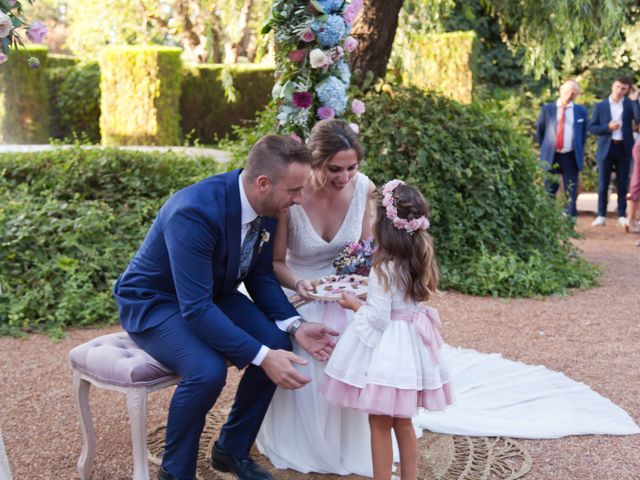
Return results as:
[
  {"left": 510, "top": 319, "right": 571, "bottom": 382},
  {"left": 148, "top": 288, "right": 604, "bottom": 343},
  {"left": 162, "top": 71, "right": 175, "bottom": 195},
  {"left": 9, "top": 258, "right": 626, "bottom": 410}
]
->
[
  {"left": 273, "top": 211, "right": 313, "bottom": 297},
  {"left": 359, "top": 179, "right": 377, "bottom": 241}
]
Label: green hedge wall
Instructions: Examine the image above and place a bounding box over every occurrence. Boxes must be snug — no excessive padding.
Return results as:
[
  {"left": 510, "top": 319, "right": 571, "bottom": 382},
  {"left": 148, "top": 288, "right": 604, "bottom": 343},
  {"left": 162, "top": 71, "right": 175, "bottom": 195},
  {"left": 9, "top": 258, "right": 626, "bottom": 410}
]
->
[
  {"left": 0, "top": 147, "right": 226, "bottom": 336},
  {"left": 181, "top": 64, "right": 275, "bottom": 143},
  {"left": 99, "top": 46, "right": 183, "bottom": 146},
  {"left": 0, "top": 45, "right": 50, "bottom": 144},
  {"left": 395, "top": 31, "right": 477, "bottom": 104}
]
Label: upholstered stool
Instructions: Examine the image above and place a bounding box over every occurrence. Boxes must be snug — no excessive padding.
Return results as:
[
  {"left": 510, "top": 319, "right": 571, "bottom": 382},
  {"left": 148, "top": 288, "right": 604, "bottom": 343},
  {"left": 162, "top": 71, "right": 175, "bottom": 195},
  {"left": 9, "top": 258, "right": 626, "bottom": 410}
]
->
[{"left": 69, "top": 332, "right": 180, "bottom": 480}]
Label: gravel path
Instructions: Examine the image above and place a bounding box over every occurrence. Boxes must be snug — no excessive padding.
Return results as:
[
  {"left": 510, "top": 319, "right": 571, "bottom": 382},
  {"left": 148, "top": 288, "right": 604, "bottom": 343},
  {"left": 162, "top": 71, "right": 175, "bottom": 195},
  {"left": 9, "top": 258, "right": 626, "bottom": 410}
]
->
[{"left": 1, "top": 215, "right": 639, "bottom": 479}]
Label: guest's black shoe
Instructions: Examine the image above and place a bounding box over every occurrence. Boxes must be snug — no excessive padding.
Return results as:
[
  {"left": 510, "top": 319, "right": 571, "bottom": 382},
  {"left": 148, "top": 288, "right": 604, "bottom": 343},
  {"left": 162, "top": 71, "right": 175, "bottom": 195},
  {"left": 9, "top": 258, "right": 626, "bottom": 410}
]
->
[
  {"left": 157, "top": 467, "right": 180, "bottom": 480},
  {"left": 210, "top": 442, "right": 273, "bottom": 480}
]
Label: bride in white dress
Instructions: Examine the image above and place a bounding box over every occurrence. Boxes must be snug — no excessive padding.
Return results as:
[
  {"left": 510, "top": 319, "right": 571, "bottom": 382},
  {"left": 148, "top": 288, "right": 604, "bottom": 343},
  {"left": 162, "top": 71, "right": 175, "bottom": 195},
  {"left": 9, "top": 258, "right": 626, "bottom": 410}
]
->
[{"left": 256, "top": 120, "right": 640, "bottom": 477}]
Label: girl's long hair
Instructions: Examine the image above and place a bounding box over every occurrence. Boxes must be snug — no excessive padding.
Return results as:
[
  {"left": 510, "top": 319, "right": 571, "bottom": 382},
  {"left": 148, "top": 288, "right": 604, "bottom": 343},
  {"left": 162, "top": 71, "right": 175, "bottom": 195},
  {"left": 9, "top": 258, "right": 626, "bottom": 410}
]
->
[{"left": 372, "top": 184, "right": 439, "bottom": 302}]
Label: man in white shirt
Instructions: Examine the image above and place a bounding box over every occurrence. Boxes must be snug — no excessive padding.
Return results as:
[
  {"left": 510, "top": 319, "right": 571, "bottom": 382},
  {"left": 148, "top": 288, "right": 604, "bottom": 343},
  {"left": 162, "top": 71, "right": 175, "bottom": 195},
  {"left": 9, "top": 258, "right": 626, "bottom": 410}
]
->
[{"left": 589, "top": 76, "right": 640, "bottom": 227}]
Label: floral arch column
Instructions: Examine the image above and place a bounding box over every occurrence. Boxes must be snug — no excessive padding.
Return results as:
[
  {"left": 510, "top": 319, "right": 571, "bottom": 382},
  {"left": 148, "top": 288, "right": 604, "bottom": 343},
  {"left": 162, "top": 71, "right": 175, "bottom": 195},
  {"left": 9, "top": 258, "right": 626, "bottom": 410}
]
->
[{"left": 263, "top": 0, "right": 366, "bottom": 140}]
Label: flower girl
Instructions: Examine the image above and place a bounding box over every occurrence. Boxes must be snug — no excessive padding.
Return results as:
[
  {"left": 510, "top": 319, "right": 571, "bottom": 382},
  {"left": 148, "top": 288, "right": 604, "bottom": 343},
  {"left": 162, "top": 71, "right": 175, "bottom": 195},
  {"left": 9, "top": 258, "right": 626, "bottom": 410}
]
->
[{"left": 322, "top": 180, "right": 454, "bottom": 480}]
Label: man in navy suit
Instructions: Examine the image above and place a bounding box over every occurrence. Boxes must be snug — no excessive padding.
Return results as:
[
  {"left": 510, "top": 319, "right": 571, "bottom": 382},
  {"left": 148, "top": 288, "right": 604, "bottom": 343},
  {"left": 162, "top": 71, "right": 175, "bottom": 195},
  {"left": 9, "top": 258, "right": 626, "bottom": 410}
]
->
[
  {"left": 114, "top": 136, "right": 339, "bottom": 480},
  {"left": 589, "top": 76, "right": 640, "bottom": 227},
  {"left": 536, "top": 79, "right": 588, "bottom": 217}
]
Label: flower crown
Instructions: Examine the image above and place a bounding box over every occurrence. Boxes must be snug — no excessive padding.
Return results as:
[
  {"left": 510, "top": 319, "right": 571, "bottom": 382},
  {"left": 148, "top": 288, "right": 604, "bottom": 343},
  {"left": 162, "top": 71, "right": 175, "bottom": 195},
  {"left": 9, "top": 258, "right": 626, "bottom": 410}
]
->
[{"left": 381, "top": 180, "right": 430, "bottom": 234}]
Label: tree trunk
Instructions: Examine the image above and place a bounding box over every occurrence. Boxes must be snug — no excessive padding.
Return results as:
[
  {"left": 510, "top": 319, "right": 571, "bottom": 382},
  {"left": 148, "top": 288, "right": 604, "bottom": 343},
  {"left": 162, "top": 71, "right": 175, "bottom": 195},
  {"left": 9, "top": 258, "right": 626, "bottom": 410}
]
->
[
  {"left": 228, "top": 0, "right": 254, "bottom": 63},
  {"left": 350, "top": 0, "right": 404, "bottom": 83}
]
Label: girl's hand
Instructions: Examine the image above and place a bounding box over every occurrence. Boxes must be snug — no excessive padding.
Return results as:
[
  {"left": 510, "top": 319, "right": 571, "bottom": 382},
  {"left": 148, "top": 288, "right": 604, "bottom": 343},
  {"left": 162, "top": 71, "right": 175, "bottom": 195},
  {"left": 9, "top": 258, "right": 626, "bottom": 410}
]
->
[
  {"left": 295, "top": 279, "right": 315, "bottom": 300},
  {"left": 338, "top": 292, "right": 364, "bottom": 312}
]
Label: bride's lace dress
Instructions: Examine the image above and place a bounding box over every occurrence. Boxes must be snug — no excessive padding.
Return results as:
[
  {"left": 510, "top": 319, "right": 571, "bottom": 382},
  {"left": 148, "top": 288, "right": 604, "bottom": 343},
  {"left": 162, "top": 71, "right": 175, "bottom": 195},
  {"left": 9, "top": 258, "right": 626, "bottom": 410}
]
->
[
  {"left": 256, "top": 173, "right": 639, "bottom": 476},
  {"left": 257, "top": 172, "right": 374, "bottom": 476}
]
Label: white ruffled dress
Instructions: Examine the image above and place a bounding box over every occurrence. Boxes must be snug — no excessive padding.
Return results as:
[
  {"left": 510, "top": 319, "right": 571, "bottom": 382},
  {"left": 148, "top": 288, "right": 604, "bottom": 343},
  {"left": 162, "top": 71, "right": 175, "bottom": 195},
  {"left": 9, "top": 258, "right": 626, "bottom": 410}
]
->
[{"left": 322, "top": 265, "right": 455, "bottom": 418}]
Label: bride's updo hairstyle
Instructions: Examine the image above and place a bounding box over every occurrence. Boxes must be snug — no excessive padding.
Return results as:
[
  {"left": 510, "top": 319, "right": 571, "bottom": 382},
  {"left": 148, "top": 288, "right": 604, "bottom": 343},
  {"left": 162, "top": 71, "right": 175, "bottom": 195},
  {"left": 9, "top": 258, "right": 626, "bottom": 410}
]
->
[
  {"left": 306, "top": 120, "right": 365, "bottom": 171},
  {"left": 372, "top": 184, "right": 439, "bottom": 302}
]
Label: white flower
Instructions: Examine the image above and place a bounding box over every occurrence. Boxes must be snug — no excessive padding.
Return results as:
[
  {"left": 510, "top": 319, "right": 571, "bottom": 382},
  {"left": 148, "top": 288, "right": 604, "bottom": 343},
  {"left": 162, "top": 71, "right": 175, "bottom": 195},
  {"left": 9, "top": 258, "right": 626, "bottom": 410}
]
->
[
  {"left": 259, "top": 230, "right": 271, "bottom": 252},
  {"left": 0, "top": 12, "right": 13, "bottom": 39},
  {"left": 310, "top": 48, "right": 330, "bottom": 68}
]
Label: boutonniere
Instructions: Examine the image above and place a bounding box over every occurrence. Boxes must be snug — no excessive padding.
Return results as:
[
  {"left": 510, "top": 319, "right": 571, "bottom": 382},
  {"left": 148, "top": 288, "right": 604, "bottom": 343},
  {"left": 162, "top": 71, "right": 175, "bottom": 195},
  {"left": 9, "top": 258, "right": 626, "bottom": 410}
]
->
[{"left": 258, "top": 230, "right": 271, "bottom": 253}]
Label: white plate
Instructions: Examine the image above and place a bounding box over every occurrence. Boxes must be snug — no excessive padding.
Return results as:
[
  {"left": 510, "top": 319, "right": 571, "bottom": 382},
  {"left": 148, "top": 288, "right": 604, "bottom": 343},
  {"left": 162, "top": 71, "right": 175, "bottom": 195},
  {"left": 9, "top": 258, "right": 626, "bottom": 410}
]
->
[{"left": 307, "top": 274, "right": 368, "bottom": 302}]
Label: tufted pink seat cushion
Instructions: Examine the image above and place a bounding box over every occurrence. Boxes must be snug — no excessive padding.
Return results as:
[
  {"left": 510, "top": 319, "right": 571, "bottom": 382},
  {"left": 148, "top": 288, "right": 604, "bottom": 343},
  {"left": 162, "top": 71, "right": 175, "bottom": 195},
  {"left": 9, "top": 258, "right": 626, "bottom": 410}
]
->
[{"left": 69, "top": 332, "right": 177, "bottom": 387}]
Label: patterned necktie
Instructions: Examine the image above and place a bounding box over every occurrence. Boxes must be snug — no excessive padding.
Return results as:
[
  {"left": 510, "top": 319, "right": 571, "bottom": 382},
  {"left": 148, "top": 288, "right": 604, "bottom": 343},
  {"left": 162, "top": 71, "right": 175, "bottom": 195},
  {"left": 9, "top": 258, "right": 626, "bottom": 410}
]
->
[
  {"left": 556, "top": 105, "right": 566, "bottom": 151},
  {"left": 238, "top": 216, "right": 261, "bottom": 279}
]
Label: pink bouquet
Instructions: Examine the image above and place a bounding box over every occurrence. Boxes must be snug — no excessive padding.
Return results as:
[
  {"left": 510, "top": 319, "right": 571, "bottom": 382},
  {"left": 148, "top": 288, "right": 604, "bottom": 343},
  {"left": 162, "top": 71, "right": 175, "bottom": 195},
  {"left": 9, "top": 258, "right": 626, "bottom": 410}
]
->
[{"left": 333, "top": 238, "right": 376, "bottom": 276}]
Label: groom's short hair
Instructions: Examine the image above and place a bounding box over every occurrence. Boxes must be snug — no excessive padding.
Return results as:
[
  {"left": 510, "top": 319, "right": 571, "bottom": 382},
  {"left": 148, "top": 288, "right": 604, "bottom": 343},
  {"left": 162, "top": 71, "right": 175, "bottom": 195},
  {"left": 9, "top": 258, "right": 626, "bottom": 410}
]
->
[{"left": 245, "top": 135, "right": 312, "bottom": 184}]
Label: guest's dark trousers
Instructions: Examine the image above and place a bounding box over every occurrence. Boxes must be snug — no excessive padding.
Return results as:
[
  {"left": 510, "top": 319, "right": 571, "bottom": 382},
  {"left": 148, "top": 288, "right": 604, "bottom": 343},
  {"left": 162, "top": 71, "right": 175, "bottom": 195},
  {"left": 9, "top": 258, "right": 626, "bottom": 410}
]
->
[
  {"left": 544, "top": 151, "right": 579, "bottom": 217},
  {"left": 129, "top": 291, "right": 291, "bottom": 480},
  {"left": 597, "top": 142, "right": 631, "bottom": 217}
]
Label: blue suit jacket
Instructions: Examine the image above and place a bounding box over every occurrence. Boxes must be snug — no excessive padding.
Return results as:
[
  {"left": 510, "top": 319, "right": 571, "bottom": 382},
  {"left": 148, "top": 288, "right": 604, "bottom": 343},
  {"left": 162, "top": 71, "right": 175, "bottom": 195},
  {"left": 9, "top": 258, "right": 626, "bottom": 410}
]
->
[
  {"left": 588, "top": 97, "right": 640, "bottom": 162},
  {"left": 536, "top": 102, "right": 588, "bottom": 171},
  {"left": 113, "top": 169, "right": 298, "bottom": 367}
]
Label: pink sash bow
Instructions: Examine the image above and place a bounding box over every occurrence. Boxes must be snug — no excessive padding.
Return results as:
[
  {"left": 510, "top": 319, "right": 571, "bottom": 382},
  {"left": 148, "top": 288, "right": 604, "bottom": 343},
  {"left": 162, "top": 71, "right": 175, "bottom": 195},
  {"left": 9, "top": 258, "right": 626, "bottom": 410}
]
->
[{"left": 391, "top": 306, "right": 444, "bottom": 364}]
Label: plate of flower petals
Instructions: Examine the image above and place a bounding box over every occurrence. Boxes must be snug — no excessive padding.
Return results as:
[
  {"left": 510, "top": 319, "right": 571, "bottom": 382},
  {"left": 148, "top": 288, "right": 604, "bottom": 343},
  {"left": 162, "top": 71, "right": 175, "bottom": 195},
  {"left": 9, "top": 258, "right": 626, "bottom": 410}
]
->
[{"left": 307, "top": 274, "right": 369, "bottom": 302}]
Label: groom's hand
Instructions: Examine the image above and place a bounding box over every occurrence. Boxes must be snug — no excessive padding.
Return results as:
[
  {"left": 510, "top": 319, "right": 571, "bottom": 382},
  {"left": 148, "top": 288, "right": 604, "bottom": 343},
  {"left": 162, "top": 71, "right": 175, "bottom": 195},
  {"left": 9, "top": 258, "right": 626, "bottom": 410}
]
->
[
  {"left": 295, "top": 322, "right": 339, "bottom": 362},
  {"left": 261, "top": 350, "right": 310, "bottom": 389}
]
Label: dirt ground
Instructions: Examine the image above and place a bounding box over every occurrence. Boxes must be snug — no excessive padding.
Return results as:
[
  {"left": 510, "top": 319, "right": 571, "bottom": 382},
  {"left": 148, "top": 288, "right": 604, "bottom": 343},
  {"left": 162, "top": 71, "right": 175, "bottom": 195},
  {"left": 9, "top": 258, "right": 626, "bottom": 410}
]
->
[{"left": 1, "top": 214, "right": 639, "bottom": 480}]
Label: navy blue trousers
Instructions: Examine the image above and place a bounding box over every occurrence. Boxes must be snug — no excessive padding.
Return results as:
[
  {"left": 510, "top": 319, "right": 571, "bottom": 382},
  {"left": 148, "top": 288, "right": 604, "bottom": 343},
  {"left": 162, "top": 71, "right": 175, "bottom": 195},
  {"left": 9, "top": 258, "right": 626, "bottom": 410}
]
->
[
  {"left": 597, "top": 142, "right": 631, "bottom": 217},
  {"left": 129, "top": 291, "right": 291, "bottom": 480},
  {"left": 544, "top": 151, "right": 580, "bottom": 217}
]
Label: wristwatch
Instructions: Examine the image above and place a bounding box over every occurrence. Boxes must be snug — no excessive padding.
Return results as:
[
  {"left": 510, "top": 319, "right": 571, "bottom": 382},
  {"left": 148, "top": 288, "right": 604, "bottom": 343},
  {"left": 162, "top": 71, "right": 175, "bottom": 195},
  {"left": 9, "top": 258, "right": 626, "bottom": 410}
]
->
[{"left": 287, "top": 318, "right": 307, "bottom": 337}]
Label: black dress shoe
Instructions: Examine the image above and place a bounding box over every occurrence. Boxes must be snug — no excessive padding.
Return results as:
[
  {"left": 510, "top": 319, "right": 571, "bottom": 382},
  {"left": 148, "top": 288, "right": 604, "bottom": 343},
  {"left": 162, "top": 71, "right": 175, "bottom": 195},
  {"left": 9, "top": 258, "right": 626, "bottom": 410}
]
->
[
  {"left": 210, "top": 442, "right": 273, "bottom": 480},
  {"left": 157, "top": 467, "right": 179, "bottom": 480}
]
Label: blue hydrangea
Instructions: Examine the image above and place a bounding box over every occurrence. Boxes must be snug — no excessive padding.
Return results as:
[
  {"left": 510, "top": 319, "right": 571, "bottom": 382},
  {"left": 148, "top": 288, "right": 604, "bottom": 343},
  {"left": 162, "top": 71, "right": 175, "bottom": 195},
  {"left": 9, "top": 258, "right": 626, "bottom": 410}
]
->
[
  {"left": 315, "top": 76, "right": 347, "bottom": 115},
  {"left": 317, "top": 0, "right": 344, "bottom": 13},
  {"left": 332, "top": 60, "right": 351, "bottom": 85},
  {"left": 311, "top": 14, "right": 346, "bottom": 48}
]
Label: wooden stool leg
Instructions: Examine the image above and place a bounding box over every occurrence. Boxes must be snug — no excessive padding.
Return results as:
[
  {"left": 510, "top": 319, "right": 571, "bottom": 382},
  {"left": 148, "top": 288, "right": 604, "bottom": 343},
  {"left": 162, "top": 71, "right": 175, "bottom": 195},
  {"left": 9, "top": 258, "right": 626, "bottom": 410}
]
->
[
  {"left": 73, "top": 370, "right": 96, "bottom": 480},
  {"left": 126, "top": 387, "right": 150, "bottom": 480}
]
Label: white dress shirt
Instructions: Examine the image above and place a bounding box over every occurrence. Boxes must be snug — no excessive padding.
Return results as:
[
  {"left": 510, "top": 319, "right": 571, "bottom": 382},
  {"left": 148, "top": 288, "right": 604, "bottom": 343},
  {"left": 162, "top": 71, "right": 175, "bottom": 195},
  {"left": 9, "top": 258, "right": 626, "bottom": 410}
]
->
[
  {"left": 556, "top": 100, "right": 575, "bottom": 153},
  {"left": 609, "top": 96, "right": 624, "bottom": 141},
  {"left": 238, "top": 174, "right": 301, "bottom": 366}
]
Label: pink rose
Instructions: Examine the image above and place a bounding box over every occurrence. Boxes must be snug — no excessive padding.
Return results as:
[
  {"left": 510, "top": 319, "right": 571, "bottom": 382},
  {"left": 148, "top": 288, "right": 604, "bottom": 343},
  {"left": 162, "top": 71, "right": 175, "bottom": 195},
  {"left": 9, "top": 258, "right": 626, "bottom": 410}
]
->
[
  {"left": 343, "top": 36, "right": 358, "bottom": 52},
  {"left": 27, "top": 21, "right": 48, "bottom": 43},
  {"left": 288, "top": 49, "right": 307, "bottom": 63},
  {"left": 310, "top": 48, "right": 331, "bottom": 68},
  {"left": 0, "top": 12, "right": 12, "bottom": 39},
  {"left": 317, "top": 106, "right": 336, "bottom": 120},
  {"left": 349, "top": 123, "right": 360, "bottom": 134},
  {"left": 0, "top": 52, "right": 7, "bottom": 64},
  {"left": 301, "top": 28, "right": 315, "bottom": 42},
  {"left": 289, "top": 133, "right": 302, "bottom": 143},
  {"left": 351, "top": 99, "right": 365, "bottom": 116}
]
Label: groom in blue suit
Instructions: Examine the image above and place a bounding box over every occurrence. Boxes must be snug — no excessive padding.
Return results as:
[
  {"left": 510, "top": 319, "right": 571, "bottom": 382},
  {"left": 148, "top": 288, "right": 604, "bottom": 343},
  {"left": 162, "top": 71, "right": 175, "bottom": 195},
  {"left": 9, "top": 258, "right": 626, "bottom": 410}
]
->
[
  {"left": 536, "top": 79, "right": 588, "bottom": 217},
  {"left": 114, "top": 136, "right": 338, "bottom": 480}
]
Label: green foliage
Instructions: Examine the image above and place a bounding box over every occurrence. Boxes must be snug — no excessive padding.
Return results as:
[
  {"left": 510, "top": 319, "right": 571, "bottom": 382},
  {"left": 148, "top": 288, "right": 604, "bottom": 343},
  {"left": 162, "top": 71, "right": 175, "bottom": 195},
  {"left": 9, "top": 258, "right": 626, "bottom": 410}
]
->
[
  {"left": 56, "top": 61, "right": 101, "bottom": 143},
  {"left": 356, "top": 86, "right": 598, "bottom": 297},
  {"left": 390, "top": 31, "right": 477, "bottom": 104},
  {"left": 0, "top": 147, "right": 226, "bottom": 336},
  {"left": 99, "top": 46, "right": 182, "bottom": 146},
  {"left": 46, "top": 54, "right": 79, "bottom": 69},
  {"left": 181, "top": 64, "right": 275, "bottom": 144},
  {"left": 0, "top": 45, "right": 50, "bottom": 144}
]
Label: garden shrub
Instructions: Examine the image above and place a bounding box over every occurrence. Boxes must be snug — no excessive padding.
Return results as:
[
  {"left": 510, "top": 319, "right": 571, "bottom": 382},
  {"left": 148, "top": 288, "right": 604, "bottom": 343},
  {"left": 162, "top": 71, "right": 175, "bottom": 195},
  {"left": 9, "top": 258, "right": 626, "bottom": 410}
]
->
[
  {"left": 181, "top": 64, "right": 275, "bottom": 144},
  {"left": 99, "top": 46, "right": 183, "bottom": 146},
  {"left": 56, "top": 62, "right": 101, "bottom": 143},
  {"left": 45, "top": 66, "right": 75, "bottom": 139},
  {"left": 392, "top": 31, "right": 477, "bottom": 104},
  {"left": 0, "top": 147, "right": 225, "bottom": 336},
  {"left": 0, "top": 45, "right": 51, "bottom": 144},
  {"left": 225, "top": 86, "right": 598, "bottom": 297}
]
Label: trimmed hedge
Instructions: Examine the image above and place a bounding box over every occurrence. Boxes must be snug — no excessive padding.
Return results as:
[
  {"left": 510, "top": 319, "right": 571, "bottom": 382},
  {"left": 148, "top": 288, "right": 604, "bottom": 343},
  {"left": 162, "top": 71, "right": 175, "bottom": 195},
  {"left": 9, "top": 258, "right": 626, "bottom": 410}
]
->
[
  {"left": 181, "top": 64, "right": 275, "bottom": 143},
  {"left": 0, "top": 147, "right": 226, "bottom": 336},
  {"left": 99, "top": 46, "right": 183, "bottom": 146},
  {"left": 0, "top": 45, "right": 51, "bottom": 144},
  {"left": 394, "top": 31, "right": 477, "bottom": 104},
  {"left": 57, "top": 62, "right": 101, "bottom": 142},
  {"left": 225, "top": 86, "right": 598, "bottom": 297}
]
